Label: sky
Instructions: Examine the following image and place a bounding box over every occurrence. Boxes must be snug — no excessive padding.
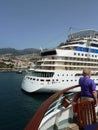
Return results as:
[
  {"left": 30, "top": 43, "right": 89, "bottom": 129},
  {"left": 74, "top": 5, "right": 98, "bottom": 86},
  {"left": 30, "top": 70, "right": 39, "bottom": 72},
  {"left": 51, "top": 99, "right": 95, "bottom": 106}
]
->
[{"left": 0, "top": 0, "right": 98, "bottom": 49}]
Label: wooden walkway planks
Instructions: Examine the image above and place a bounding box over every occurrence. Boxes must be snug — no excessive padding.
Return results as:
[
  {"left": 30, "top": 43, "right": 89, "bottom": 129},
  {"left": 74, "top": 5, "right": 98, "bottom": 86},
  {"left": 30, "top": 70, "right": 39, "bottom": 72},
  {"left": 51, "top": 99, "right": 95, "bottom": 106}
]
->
[{"left": 64, "top": 123, "right": 79, "bottom": 130}]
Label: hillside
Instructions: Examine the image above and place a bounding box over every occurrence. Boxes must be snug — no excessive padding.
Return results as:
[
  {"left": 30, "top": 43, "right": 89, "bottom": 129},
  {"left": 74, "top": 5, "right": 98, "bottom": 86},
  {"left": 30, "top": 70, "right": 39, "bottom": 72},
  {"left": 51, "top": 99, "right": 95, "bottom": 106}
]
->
[{"left": 0, "top": 48, "right": 40, "bottom": 55}]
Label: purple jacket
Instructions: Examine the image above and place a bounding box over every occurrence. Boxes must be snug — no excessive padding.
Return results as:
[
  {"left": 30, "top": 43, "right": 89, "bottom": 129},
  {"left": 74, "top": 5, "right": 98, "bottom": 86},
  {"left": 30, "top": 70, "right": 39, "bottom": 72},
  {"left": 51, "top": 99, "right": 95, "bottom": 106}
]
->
[{"left": 79, "top": 76, "right": 96, "bottom": 98}]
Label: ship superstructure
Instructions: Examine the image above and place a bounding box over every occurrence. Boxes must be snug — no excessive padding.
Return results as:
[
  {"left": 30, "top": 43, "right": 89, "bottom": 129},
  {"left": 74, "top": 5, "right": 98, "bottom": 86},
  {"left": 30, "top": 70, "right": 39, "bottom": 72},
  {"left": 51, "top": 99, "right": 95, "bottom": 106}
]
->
[{"left": 21, "top": 30, "right": 98, "bottom": 93}]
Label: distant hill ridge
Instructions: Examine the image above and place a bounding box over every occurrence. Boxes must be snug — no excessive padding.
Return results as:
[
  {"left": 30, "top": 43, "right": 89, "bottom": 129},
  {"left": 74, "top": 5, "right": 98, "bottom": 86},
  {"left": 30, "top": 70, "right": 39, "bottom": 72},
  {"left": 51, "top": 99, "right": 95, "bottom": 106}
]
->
[{"left": 0, "top": 48, "right": 40, "bottom": 55}]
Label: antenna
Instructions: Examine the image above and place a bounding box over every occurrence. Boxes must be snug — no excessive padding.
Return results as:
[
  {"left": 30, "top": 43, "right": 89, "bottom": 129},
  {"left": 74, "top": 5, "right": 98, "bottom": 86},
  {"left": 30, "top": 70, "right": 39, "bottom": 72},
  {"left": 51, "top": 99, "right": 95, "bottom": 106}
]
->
[
  {"left": 68, "top": 27, "right": 73, "bottom": 39},
  {"left": 69, "top": 27, "right": 73, "bottom": 35}
]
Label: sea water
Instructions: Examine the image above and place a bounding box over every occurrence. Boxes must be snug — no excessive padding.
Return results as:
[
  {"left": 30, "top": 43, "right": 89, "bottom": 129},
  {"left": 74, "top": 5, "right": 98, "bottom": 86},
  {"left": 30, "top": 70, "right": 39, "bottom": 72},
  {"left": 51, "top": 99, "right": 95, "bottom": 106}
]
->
[{"left": 0, "top": 72, "right": 51, "bottom": 130}]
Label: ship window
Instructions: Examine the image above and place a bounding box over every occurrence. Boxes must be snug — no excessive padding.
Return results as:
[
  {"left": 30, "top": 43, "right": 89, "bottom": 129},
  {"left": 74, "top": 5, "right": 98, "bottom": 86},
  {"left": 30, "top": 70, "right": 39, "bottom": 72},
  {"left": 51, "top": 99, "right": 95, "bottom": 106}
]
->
[
  {"left": 41, "top": 50, "right": 56, "bottom": 56},
  {"left": 91, "top": 43, "right": 98, "bottom": 48},
  {"left": 74, "top": 53, "right": 76, "bottom": 55},
  {"left": 56, "top": 79, "right": 58, "bottom": 81},
  {"left": 62, "top": 80, "right": 64, "bottom": 82},
  {"left": 75, "top": 73, "right": 82, "bottom": 76},
  {"left": 33, "top": 78, "right": 35, "bottom": 80},
  {"left": 40, "top": 79, "right": 44, "bottom": 81},
  {"left": 46, "top": 79, "right": 50, "bottom": 82},
  {"left": 37, "top": 79, "right": 39, "bottom": 81}
]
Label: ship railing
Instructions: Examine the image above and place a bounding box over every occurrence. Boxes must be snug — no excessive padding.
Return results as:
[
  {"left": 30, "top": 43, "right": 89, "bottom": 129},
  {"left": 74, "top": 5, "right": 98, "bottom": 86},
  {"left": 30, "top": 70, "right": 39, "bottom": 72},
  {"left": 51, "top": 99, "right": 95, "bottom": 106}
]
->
[
  {"left": 44, "top": 94, "right": 64, "bottom": 116},
  {"left": 44, "top": 92, "right": 73, "bottom": 117},
  {"left": 24, "top": 84, "right": 98, "bottom": 130},
  {"left": 24, "top": 84, "right": 80, "bottom": 130}
]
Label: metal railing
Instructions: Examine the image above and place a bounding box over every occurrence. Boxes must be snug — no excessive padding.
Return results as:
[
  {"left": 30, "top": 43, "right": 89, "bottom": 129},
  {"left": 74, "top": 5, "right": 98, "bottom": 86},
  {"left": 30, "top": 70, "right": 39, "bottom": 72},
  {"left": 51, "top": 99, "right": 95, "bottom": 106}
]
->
[{"left": 24, "top": 85, "right": 80, "bottom": 130}]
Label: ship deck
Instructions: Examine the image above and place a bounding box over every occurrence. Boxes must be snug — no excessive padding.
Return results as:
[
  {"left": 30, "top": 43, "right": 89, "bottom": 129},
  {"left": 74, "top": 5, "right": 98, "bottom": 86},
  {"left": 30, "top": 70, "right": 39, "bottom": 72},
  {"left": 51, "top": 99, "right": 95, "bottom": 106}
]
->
[
  {"left": 63, "top": 116, "right": 98, "bottom": 130},
  {"left": 64, "top": 123, "right": 79, "bottom": 130}
]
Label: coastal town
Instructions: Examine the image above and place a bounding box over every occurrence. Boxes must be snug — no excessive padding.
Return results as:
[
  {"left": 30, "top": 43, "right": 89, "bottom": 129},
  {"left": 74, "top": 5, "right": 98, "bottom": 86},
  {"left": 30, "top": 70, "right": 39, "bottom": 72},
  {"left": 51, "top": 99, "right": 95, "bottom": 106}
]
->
[{"left": 0, "top": 52, "right": 40, "bottom": 72}]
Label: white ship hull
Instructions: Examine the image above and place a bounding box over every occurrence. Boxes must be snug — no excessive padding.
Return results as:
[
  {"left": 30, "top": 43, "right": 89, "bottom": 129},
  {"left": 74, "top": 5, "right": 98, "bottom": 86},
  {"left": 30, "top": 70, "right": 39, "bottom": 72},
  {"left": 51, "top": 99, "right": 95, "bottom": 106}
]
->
[
  {"left": 21, "top": 69, "right": 98, "bottom": 93},
  {"left": 21, "top": 70, "right": 80, "bottom": 93}
]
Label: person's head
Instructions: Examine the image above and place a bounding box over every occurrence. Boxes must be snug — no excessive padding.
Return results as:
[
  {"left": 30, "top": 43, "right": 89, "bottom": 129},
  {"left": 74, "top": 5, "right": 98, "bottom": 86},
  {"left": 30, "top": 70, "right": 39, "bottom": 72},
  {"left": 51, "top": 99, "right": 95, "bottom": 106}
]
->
[{"left": 82, "top": 68, "right": 91, "bottom": 77}]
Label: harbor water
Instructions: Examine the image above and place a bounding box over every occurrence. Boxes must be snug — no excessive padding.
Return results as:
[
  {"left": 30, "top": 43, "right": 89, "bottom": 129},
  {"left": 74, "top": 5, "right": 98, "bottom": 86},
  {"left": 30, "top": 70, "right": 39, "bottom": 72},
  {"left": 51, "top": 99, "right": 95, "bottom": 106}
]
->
[{"left": 0, "top": 72, "right": 51, "bottom": 130}]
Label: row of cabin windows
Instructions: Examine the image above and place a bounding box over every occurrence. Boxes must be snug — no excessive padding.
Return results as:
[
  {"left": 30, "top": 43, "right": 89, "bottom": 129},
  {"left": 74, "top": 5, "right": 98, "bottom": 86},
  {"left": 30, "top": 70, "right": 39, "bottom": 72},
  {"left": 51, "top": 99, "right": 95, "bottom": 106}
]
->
[
  {"left": 41, "top": 57, "right": 98, "bottom": 65},
  {"left": 41, "top": 60, "right": 98, "bottom": 66},
  {"left": 74, "top": 52, "right": 97, "bottom": 58},
  {"left": 57, "top": 73, "right": 98, "bottom": 76},
  {"left": 26, "top": 77, "right": 78, "bottom": 82},
  {"left": 42, "top": 60, "right": 98, "bottom": 66},
  {"left": 47, "top": 56, "right": 98, "bottom": 61},
  {"left": 39, "top": 66, "right": 98, "bottom": 71},
  {"left": 64, "top": 67, "right": 98, "bottom": 71},
  {"left": 65, "top": 57, "right": 98, "bottom": 62},
  {"left": 26, "top": 76, "right": 98, "bottom": 82},
  {"left": 65, "top": 62, "right": 98, "bottom": 66},
  {"left": 27, "top": 73, "right": 74, "bottom": 78},
  {"left": 41, "top": 62, "right": 98, "bottom": 68}
]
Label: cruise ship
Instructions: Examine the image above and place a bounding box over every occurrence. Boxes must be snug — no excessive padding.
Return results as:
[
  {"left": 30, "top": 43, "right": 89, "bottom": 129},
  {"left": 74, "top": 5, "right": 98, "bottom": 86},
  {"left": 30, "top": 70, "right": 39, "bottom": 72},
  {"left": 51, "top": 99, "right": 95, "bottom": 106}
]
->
[{"left": 21, "top": 30, "right": 98, "bottom": 93}]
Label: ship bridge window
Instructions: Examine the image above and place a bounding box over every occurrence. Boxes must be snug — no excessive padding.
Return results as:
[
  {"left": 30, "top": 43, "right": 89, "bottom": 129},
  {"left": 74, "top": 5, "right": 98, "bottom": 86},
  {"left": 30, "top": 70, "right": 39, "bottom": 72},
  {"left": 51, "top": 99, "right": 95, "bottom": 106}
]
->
[
  {"left": 32, "top": 71, "right": 54, "bottom": 77},
  {"left": 41, "top": 50, "right": 56, "bottom": 56}
]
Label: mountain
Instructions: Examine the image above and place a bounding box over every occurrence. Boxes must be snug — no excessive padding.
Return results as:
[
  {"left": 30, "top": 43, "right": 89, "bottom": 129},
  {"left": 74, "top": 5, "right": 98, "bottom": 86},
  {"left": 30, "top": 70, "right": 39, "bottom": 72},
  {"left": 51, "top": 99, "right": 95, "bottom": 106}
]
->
[{"left": 0, "top": 48, "right": 40, "bottom": 55}]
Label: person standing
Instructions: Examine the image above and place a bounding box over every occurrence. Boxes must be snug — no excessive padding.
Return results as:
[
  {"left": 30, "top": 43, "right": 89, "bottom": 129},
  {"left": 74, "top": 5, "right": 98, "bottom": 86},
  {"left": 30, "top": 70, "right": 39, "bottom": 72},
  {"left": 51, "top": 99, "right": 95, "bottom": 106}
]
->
[{"left": 79, "top": 68, "right": 97, "bottom": 106}]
